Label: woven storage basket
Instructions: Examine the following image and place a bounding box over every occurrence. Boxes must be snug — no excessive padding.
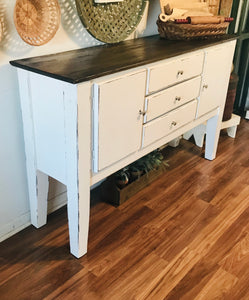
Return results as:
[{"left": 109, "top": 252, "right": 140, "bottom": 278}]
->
[
  {"left": 157, "top": 18, "right": 230, "bottom": 40},
  {"left": 14, "top": 0, "right": 61, "bottom": 46}
]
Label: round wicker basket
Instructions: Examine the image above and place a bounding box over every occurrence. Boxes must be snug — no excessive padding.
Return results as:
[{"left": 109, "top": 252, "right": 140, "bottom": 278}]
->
[
  {"left": 14, "top": 0, "right": 61, "bottom": 46},
  {"left": 75, "top": 0, "right": 147, "bottom": 44}
]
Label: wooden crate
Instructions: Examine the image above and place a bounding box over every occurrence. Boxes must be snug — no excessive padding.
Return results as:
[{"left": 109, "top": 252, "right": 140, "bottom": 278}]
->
[{"left": 101, "top": 165, "right": 165, "bottom": 206}]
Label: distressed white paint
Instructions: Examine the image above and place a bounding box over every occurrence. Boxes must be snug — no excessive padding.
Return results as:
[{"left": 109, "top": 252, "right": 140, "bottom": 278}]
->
[
  {"left": 77, "top": 82, "right": 91, "bottom": 258},
  {"left": 148, "top": 51, "right": 204, "bottom": 94},
  {"left": 143, "top": 100, "right": 198, "bottom": 147},
  {"left": 146, "top": 76, "right": 201, "bottom": 122},
  {"left": 29, "top": 73, "right": 67, "bottom": 184},
  {"left": 14, "top": 41, "right": 236, "bottom": 258},
  {"left": 197, "top": 41, "right": 236, "bottom": 118},
  {"left": 92, "top": 108, "right": 219, "bottom": 185},
  {"left": 95, "top": 70, "right": 146, "bottom": 170}
]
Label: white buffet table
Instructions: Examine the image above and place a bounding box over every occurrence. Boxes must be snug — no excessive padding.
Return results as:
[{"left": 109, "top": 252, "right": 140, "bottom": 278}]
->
[{"left": 10, "top": 35, "right": 237, "bottom": 258}]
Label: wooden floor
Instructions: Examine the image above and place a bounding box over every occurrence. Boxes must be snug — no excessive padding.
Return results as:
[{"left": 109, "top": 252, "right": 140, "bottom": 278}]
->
[{"left": 0, "top": 119, "right": 249, "bottom": 300}]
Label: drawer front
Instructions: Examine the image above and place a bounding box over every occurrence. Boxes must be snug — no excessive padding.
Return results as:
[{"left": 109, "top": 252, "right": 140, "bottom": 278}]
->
[
  {"left": 146, "top": 76, "right": 201, "bottom": 122},
  {"left": 143, "top": 100, "right": 197, "bottom": 148},
  {"left": 148, "top": 52, "right": 204, "bottom": 94}
]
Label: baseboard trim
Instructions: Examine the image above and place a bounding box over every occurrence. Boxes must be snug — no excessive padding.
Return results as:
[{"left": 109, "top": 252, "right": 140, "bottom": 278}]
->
[
  {"left": 0, "top": 192, "right": 68, "bottom": 243},
  {"left": 0, "top": 212, "right": 31, "bottom": 243},
  {"left": 47, "top": 191, "right": 67, "bottom": 214}
]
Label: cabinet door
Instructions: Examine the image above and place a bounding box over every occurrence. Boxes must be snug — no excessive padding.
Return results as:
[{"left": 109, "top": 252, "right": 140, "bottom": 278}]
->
[
  {"left": 93, "top": 71, "right": 146, "bottom": 171},
  {"left": 197, "top": 42, "right": 236, "bottom": 117}
]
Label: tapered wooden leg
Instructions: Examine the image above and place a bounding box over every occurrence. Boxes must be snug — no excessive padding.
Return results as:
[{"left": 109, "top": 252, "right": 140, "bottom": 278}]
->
[
  {"left": 205, "top": 113, "right": 220, "bottom": 160},
  {"left": 17, "top": 69, "right": 49, "bottom": 228},
  {"left": 26, "top": 168, "right": 49, "bottom": 228},
  {"left": 66, "top": 173, "right": 90, "bottom": 258},
  {"left": 64, "top": 82, "right": 91, "bottom": 258}
]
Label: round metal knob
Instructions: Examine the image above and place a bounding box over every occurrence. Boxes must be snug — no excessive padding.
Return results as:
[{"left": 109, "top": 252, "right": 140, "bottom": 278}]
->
[
  {"left": 177, "top": 70, "right": 184, "bottom": 76},
  {"left": 175, "top": 96, "right": 181, "bottom": 101},
  {"left": 139, "top": 109, "right": 146, "bottom": 116},
  {"left": 171, "top": 121, "right": 177, "bottom": 126},
  {"left": 203, "top": 84, "right": 208, "bottom": 89}
]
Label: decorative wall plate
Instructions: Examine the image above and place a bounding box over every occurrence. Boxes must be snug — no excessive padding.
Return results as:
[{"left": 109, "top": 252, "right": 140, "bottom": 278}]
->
[
  {"left": 14, "top": 0, "right": 61, "bottom": 46},
  {"left": 75, "top": 0, "right": 147, "bottom": 44}
]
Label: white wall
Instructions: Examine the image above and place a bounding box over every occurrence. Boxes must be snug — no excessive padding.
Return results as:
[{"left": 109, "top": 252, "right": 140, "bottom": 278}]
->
[{"left": 0, "top": 0, "right": 160, "bottom": 241}]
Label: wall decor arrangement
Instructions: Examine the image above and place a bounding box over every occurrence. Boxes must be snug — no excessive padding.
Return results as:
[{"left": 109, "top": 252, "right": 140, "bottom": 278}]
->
[
  {"left": 75, "top": 0, "right": 147, "bottom": 43},
  {"left": 14, "top": 0, "right": 61, "bottom": 46}
]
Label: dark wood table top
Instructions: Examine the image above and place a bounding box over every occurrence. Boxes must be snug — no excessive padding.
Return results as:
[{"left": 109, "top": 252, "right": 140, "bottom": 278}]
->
[{"left": 10, "top": 35, "right": 237, "bottom": 84}]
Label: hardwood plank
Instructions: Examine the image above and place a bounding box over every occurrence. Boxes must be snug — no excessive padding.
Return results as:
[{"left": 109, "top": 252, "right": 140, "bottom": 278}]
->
[
  {"left": 0, "top": 260, "right": 83, "bottom": 300},
  {"left": 98, "top": 253, "right": 168, "bottom": 300},
  {"left": 193, "top": 268, "right": 238, "bottom": 300},
  {"left": 157, "top": 204, "right": 218, "bottom": 261},
  {"left": 219, "top": 233, "right": 249, "bottom": 278},
  {"left": 165, "top": 259, "right": 220, "bottom": 300}
]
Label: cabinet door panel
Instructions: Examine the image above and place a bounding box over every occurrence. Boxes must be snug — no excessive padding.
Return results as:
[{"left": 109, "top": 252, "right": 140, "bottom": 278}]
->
[
  {"left": 95, "top": 71, "right": 146, "bottom": 171},
  {"left": 197, "top": 42, "right": 236, "bottom": 117}
]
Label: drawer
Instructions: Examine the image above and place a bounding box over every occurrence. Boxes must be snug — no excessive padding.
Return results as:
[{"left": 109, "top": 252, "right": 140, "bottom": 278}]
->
[
  {"left": 145, "top": 76, "right": 201, "bottom": 122},
  {"left": 148, "top": 52, "right": 204, "bottom": 94},
  {"left": 143, "top": 100, "right": 197, "bottom": 148}
]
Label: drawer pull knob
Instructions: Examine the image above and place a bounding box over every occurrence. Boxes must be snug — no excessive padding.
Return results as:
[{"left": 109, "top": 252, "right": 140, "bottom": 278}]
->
[
  {"left": 171, "top": 121, "right": 177, "bottom": 127},
  {"left": 175, "top": 96, "right": 181, "bottom": 101},
  {"left": 139, "top": 110, "right": 146, "bottom": 116},
  {"left": 177, "top": 70, "right": 184, "bottom": 76},
  {"left": 203, "top": 84, "right": 208, "bottom": 89}
]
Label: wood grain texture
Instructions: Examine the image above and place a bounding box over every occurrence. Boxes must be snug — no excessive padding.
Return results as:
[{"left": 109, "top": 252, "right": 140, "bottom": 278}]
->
[
  {"left": 0, "top": 119, "right": 248, "bottom": 299},
  {"left": 10, "top": 35, "right": 237, "bottom": 84}
]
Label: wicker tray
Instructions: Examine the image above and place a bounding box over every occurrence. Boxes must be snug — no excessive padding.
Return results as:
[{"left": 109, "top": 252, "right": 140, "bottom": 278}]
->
[
  {"left": 75, "top": 0, "right": 147, "bottom": 44},
  {"left": 14, "top": 0, "right": 61, "bottom": 46},
  {"left": 157, "top": 18, "right": 230, "bottom": 40}
]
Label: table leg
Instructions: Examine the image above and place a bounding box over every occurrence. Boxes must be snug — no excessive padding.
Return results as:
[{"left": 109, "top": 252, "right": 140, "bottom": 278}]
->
[
  {"left": 205, "top": 113, "right": 220, "bottom": 160},
  {"left": 64, "top": 82, "right": 91, "bottom": 258}
]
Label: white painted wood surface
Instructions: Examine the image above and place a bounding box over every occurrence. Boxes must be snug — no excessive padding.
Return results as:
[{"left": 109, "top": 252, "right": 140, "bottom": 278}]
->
[
  {"left": 95, "top": 70, "right": 146, "bottom": 171},
  {"left": 146, "top": 76, "right": 201, "bottom": 122},
  {"left": 197, "top": 42, "right": 236, "bottom": 118},
  {"left": 63, "top": 82, "right": 91, "bottom": 258},
  {"left": 29, "top": 73, "right": 67, "bottom": 184},
  {"left": 17, "top": 70, "right": 48, "bottom": 228},
  {"left": 143, "top": 100, "right": 198, "bottom": 147},
  {"left": 148, "top": 51, "right": 204, "bottom": 94},
  {"left": 16, "top": 41, "right": 236, "bottom": 258}
]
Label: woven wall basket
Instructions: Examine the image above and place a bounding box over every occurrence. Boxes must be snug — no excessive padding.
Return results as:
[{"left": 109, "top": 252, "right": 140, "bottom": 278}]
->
[
  {"left": 75, "top": 0, "right": 147, "bottom": 44},
  {"left": 14, "top": 0, "right": 61, "bottom": 46}
]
